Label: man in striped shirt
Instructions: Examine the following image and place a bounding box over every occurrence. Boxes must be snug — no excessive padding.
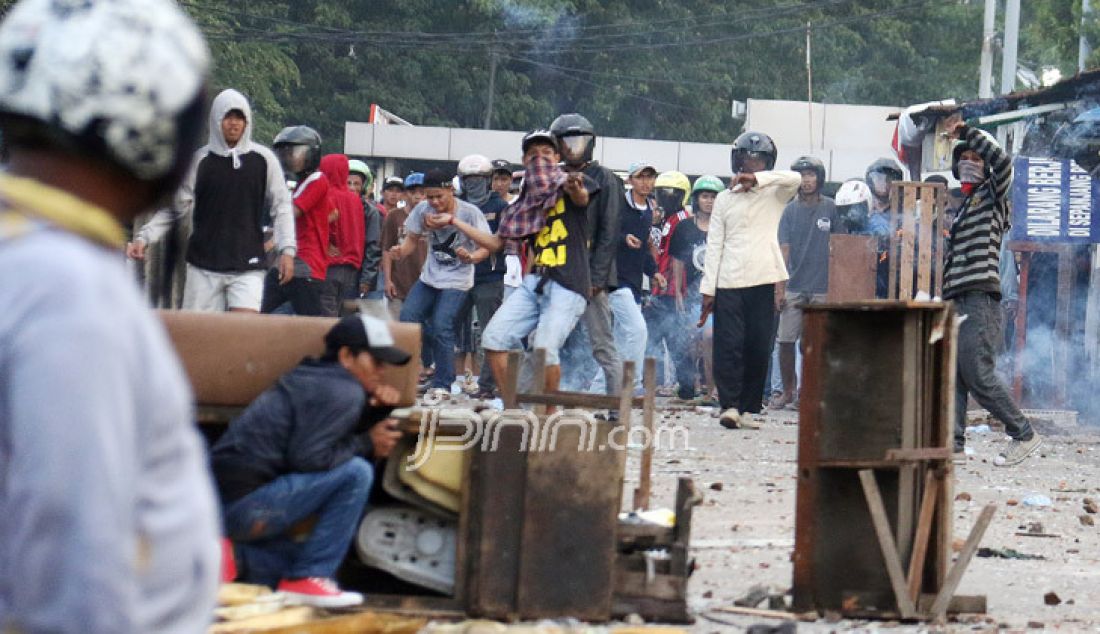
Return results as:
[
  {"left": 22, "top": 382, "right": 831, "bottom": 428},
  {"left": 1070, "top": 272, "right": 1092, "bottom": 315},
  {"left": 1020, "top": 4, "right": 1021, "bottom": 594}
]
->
[{"left": 942, "top": 115, "right": 1040, "bottom": 467}]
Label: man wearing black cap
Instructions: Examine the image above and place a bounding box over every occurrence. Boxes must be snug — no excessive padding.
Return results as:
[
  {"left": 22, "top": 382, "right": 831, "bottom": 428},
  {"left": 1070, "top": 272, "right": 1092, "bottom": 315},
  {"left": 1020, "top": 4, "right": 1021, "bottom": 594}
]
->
[
  {"left": 210, "top": 314, "right": 409, "bottom": 607},
  {"left": 491, "top": 159, "right": 515, "bottom": 202},
  {"left": 390, "top": 167, "right": 490, "bottom": 396}
]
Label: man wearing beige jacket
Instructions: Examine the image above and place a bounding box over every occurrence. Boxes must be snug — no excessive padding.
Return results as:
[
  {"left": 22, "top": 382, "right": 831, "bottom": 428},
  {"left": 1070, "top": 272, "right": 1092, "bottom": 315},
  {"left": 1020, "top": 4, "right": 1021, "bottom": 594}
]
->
[{"left": 698, "top": 132, "right": 800, "bottom": 430}]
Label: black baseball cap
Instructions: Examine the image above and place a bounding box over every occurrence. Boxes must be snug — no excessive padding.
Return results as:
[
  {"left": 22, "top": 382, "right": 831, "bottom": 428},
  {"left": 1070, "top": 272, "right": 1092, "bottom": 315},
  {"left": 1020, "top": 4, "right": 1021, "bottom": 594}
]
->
[
  {"left": 423, "top": 167, "right": 455, "bottom": 189},
  {"left": 491, "top": 159, "right": 513, "bottom": 175},
  {"left": 382, "top": 176, "right": 405, "bottom": 190},
  {"left": 324, "top": 314, "right": 411, "bottom": 366}
]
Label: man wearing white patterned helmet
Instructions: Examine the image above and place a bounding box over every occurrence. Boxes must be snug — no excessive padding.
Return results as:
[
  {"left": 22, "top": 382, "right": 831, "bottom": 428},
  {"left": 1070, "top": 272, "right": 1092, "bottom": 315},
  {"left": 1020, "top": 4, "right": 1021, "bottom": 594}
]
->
[{"left": 0, "top": 1, "right": 220, "bottom": 631}]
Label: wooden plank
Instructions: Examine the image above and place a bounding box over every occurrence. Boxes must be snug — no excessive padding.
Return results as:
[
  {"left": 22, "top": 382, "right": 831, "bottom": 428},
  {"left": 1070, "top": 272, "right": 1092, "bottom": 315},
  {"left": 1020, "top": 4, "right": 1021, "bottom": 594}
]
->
[
  {"left": 907, "top": 472, "right": 940, "bottom": 602},
  {"left": 502, "top": 350, "right": 522, "bottom": 409},
  {"left": 858, "top": 469, "right": 918, "bottom": 619},
  {"left": 898, "top": 186, "right": 917, "bottom": 300},
  {"left": 827, "top": 234, "right": 878, "bottom": 302},
  {"left": 530, "top": 348, "right": 547, "bottom": 417},
  {"left": 670, "top": 478, "right": 700, "bottom": 576},
  {"left": 935, "top": 304, "right": 959, "bottom": 589},
  {"left": 918, "top": 593, "right": 987, "bottom": 615},
  {"left": 928, "top": 504, "right": 997, "bottom": 621},
  {"left": 888, "top": 195, "right": 901, "bottom": 300},
  {"left": 917, "top": 185, "right": 935, "bottom": 296},
  {"left": 884, "top": 448, "right": 952, "bottom": 461},
  {"left": 618, "top": 360, "right": 636, "bottom": 433},
  {"left": 934, "top": 187, "right": 947, "bottom": 297},
  {"left": 633, "top": 357, "right": 658, "bottom": 510},
  {"left": 791, "top": 312, "right": 827, "bottom": 611},
  {"left": 614, "top": 571, "right": 687, "bottom": 601}
]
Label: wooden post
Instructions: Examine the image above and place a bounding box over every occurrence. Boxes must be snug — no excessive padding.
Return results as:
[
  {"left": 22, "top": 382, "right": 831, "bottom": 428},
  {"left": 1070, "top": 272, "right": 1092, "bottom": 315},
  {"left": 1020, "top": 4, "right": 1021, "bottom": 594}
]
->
[
  {"left": 899, "top": 187, "right": 917, "bottom": 300},
  {"left": 1055, "top": 245, "right": 1074, "bottom": 409},
  {"left": 917, "top": 186, "right": 935, "bottom": 296},
  {"left": 633, "top": 357, "right": 658, "bottom": 510}
]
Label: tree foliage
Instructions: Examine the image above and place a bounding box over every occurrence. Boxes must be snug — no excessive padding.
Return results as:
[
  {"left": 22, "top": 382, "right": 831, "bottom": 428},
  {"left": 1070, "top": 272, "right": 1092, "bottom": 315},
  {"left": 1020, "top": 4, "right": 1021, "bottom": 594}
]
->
[{"left": 0, "top": 0, "right": 1093, "bottom": 151}]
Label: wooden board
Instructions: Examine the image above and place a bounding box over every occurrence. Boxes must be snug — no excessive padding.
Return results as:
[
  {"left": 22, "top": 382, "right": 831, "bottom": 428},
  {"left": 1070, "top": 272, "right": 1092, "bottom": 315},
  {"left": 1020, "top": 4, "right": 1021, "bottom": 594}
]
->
[
  {"left": 827, "top": 234, "right": 878, "bottom": 302},
  {"left": 160, "top": 310, "right": 422, "bottom": 408}
]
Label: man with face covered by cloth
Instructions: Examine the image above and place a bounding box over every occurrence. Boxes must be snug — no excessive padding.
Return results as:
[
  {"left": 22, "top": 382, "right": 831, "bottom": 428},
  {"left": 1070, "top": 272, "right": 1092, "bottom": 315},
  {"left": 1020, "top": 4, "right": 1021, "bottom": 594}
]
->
[
  {"left": 453, "top": 154, "right": 509, "bottom": 399},
  {"left": 942, "top": 115, "right": 1040, "bottom": 467}
]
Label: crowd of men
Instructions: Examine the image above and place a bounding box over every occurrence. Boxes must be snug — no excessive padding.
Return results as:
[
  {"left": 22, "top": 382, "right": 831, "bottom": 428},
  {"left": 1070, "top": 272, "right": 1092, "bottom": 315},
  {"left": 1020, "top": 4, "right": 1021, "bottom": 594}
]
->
[
  {"left": 122, "top": 79, "right": 1044, "bottom": 463},
  {"left": 0, "top": 0, "right": 1044, "bottom": 630}
]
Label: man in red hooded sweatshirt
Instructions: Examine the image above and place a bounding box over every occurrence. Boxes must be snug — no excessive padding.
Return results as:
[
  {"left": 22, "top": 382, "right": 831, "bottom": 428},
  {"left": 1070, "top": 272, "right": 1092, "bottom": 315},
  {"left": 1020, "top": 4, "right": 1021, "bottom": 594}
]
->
[{"left": 321, "top": 154, "right": 365, "bottom": 317}]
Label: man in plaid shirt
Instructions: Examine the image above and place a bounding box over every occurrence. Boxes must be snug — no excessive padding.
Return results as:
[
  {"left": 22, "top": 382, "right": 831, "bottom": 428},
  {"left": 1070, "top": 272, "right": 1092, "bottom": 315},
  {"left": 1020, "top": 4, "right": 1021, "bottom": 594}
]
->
[{"left": 431, "top": 130, "right": 593, "bottom": 395}]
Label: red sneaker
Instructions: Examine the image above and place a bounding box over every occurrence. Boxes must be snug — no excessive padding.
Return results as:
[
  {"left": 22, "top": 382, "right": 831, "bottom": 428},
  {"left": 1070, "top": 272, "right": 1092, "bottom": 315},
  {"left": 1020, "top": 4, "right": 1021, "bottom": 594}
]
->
[
  {"left": 277, "top": 577, "right": 364, "bottom": 608},
  {"left": 219, "top": 538, "right": 237, "bottom": 583}
]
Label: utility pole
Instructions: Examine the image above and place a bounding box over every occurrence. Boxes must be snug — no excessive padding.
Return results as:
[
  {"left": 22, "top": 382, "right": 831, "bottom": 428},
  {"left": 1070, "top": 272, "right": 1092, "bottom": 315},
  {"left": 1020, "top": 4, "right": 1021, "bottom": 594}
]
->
[
  {"left": 1082, "top": 0, "right": 1093, "bottom": 72},
  {"left": 483, "top": 33, "right": 498, "bottom": 130},
  {"left": 806, "top": 22, "right": 814, "bottom": 149},
  {"left": 1000, "top": 0, "right": 1020, "bottom": 95},
  {"left": 978, "top": 0, "right": 996, "bottom": 98}
]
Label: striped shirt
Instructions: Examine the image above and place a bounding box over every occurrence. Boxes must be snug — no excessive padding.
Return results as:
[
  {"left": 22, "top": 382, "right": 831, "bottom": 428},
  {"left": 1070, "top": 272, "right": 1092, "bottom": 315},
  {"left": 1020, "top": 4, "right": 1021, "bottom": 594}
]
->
[{"left": 942, "top": 126, "right": 1012, "bottom": 300}]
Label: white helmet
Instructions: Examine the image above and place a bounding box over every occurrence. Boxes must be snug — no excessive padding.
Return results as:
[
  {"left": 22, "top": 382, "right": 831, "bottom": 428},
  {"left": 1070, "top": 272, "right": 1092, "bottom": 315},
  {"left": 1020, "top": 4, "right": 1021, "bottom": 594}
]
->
[
  {"left": 0, "top": 0, "right": 209, "bottom": 186},
  {"left": 457, "top": 154, "right": 493, "bottom": 177},
  {"left": 835, "top": 179, "right": 873, "bottom": 207}
]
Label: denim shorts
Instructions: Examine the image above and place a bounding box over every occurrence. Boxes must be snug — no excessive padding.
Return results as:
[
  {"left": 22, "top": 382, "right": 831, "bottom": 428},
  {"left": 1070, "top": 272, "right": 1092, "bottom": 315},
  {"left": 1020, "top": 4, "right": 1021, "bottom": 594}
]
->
[{"left": 480, "top": 274, "right": 587, "bottom": 365}]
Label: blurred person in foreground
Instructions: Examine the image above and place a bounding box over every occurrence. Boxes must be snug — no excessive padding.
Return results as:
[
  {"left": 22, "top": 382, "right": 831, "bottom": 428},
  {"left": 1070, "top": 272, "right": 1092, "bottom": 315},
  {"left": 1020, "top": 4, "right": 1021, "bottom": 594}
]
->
[{"left": 0, "top": 0, "right": 220, "bottom": 631}]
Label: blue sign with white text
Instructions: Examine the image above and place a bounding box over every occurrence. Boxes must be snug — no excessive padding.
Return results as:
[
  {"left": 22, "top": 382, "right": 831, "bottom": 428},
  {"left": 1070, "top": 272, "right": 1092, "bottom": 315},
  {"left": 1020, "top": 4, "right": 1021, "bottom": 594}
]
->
[{"left": 1010, "top": 157, "right": 1100, "bottom": 243}]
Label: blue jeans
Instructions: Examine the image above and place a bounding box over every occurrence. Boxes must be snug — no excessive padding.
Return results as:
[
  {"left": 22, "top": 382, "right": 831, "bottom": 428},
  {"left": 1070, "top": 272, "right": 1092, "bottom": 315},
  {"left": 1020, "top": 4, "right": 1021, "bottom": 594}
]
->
[
  {"left": 481, "top": 274, "right": 587, "bottom": 366},
  {"left": 400, "top": 280, "right": 467, "bottom": 389},
  {"left": 591, "top": 287, "right": 647, "bottom": 391},
  {"left": 223, "top": 457, "right": 374, "bottom": 586}
]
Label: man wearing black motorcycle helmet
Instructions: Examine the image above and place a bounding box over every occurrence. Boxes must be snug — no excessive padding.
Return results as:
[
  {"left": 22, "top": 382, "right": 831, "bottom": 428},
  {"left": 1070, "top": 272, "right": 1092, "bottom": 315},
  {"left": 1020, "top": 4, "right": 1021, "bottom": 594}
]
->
[
  {"left": 698, "top": 131, "right": 801, "bottom": 431},
  {"left": 551, "top": 113, "right": 624, "bottom": 399}
]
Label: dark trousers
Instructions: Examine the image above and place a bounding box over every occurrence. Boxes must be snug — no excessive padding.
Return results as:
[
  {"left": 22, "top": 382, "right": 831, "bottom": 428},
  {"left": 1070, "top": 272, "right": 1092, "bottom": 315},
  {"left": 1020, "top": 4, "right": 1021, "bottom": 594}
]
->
[
  {"left": 455, "top": 280, "right": 504, "bottom": 391},
  {"left": 712, "top": 284, "right": 776, "bottom": 414},
  {"left": 323, "top": 264, "right": 359, "bottom": 317},
  {"left": 953, "top": 291, "right": 1034, "bottom": 449},
  {"left": 261, "top": 270, "right": 326, "bottom": 316}
]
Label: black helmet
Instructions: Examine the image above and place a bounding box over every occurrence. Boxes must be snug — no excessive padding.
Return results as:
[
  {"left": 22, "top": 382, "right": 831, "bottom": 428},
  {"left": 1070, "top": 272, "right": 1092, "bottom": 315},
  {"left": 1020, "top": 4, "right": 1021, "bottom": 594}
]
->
[
  {"left": 730, "top": 131, "right": 777, "bottom": 173},
  {"left": 551, "top": 113, "right": 596, "bottom": 166},
  {"left": 273, "top": 125, "right": 322, "bottom": 176},
  {"left": 791, "top": 155, "right": 826, "bottom": 191},
  {"left": 865, "top": 157, "right": 904, "bottom": 183},
  {"left": 521, "top": 129, "right": 559, "bottom": 155}
]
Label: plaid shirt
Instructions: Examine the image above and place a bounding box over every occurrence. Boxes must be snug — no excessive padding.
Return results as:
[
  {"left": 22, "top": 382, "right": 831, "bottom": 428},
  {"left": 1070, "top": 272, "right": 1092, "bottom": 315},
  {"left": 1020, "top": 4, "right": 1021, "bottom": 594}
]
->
[{"left": 498, "top": 156, "right": 566, "bottom": 239}]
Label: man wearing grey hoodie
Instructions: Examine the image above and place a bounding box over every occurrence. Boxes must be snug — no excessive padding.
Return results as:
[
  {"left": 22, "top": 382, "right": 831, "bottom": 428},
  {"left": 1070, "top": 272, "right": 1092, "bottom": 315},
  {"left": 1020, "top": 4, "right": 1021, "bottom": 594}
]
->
[{"left": 127, "top": 88, "right": 296, "bottom": 312}]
